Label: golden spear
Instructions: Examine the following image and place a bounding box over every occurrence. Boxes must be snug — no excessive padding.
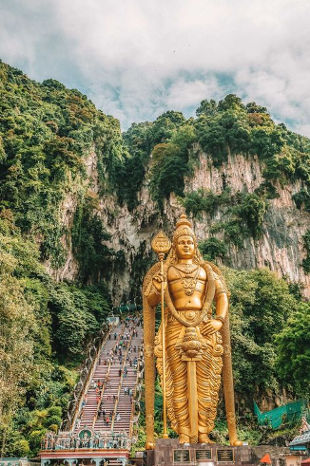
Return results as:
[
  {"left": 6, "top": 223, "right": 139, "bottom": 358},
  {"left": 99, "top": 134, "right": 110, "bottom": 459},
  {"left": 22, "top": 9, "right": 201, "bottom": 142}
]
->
[{"left": 151, "top": 230, "right": 171, "bottom": 438}]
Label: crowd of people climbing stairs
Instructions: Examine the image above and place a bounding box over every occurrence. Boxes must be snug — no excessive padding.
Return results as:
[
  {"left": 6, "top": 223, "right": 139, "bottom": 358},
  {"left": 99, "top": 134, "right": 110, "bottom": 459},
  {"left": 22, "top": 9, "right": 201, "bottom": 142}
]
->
[
  {"left": 72, "top": 315, "right": 143, "bottom": 439},
  {"left": 41, "top": 314, "right": 143, "bottom": 466}
]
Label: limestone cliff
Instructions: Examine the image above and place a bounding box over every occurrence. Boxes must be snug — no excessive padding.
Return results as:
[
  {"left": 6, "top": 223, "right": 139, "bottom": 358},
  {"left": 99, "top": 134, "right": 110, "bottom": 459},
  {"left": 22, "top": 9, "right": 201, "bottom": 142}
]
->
[
  {"left": 185, "top": 152, "right": 310, "bottom": 298},
  {"left": 53, "top": 147, "right": 310, "bottom": 302},
  {"left": 2, "top": 62, "right": 308, "bottom": 301}
]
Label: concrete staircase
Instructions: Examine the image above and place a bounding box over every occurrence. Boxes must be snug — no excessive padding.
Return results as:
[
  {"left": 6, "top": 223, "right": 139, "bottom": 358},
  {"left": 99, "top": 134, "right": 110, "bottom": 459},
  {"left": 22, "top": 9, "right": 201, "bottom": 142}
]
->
[{"left": 71, "top": 316, "right": 143, "bottom": 465}]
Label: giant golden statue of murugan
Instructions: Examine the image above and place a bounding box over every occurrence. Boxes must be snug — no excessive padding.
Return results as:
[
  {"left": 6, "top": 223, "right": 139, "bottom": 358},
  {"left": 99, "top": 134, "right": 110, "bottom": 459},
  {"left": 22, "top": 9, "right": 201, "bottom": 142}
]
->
[{"left": 143, "top": 214, "right": 241, "bottom": 448}]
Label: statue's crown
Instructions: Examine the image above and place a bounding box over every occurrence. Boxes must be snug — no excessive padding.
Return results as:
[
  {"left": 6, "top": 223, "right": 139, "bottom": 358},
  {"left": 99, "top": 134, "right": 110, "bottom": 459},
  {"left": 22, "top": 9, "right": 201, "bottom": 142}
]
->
[{"left": 173, "top": 213, "right": 196, "bottom": 242}]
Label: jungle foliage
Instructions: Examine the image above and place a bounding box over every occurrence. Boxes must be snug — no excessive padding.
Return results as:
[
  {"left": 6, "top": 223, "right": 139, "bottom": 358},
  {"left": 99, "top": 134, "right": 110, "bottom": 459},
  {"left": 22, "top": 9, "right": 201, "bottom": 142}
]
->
[
  {"left": 182, "top": 188, "right": 268, "bottom": 249},
  {"left": 3, "top": 60, "right": 308, "bottom": 222},
  {"left": 0, "top": 213, "right": 110, "bottom": 457},
  {"left": 223, "top": 267, "right": 305, "bottom": 399},
  {"left": 0, "top": 61, "right": 125, "bottom": 267},
  {"left": 122, "top": 94, "right": 310, "bottom": 213},
  {"left": 302, "top": 230, "right": 310, "bottom": 274},
  {"left": 71, "top": 192, "right": 113, "bottom": 283}
]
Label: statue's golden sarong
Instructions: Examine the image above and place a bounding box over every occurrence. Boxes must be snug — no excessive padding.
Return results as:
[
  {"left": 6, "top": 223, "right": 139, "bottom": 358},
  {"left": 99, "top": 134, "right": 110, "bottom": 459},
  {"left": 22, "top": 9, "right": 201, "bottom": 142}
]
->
[{"left": 155, "top": 311, "right": 223, "bottom": 441}]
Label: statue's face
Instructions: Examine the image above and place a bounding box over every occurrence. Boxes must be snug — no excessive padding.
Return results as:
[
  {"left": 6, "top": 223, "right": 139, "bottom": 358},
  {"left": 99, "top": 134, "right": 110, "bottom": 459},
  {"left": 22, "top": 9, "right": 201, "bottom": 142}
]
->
[{"left": 175, "top": 235, "right": 195, "bottom": 259}]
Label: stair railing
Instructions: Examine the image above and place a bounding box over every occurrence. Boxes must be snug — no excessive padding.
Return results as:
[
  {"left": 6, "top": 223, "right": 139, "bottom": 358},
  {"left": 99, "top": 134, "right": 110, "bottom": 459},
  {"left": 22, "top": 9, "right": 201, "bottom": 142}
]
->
[{"left": 129, "top": 329, "right": 144, "bottom": 442}]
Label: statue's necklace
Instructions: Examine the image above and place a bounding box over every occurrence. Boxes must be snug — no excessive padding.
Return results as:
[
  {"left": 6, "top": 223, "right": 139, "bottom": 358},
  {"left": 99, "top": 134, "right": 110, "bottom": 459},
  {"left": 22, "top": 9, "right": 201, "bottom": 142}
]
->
[
  {"left": 173, "top": 263, "right": 198, "bottom": 274},
  {"left": 173, "top": 264, "right": 200, "bottom": 296}
]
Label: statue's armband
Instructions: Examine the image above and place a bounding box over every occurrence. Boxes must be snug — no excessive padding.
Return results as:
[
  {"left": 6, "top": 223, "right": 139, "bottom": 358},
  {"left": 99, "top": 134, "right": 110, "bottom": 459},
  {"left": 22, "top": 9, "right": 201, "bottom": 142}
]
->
[
  {"left": 143, "top": 262, "right": 161, "bottom": 307},
  {"left": 145, "top": 278, "right": 160, "bottom": 297},
  {"left": 214, "top": 272, "right": 227, "bottom": 299}
]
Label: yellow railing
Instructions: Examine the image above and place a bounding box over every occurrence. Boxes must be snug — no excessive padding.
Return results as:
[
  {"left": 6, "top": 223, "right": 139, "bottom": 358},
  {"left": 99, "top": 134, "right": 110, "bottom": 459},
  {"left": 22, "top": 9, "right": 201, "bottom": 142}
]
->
[{"left": 129, "top": 331, "right": 143, "bottom": 440}]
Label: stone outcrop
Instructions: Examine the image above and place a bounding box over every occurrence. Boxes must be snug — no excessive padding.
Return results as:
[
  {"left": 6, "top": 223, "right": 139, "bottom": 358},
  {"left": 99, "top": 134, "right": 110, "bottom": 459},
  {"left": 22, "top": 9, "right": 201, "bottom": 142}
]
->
[
  {"left": 48, "top": 148, "right": 310, "bottom": 301},
  {"left": 184, "top": 152, "right": 310, "bottom": 298}
]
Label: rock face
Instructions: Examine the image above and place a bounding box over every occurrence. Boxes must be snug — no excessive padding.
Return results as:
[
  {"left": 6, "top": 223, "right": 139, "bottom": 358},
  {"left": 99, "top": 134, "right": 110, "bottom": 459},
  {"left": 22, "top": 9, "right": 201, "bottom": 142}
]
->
[
  {"left": 185, "top": 152, "right": 310, "bottom": 298},
  {"left": 51, "top": 148, "right": 310, "bottom": 302}
]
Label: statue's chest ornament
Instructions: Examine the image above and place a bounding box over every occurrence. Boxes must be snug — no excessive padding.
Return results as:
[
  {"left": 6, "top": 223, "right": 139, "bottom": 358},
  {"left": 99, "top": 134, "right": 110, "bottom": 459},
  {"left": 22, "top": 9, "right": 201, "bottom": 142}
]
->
[
  {"left": 164, "top": 263, "right": 215, "bottom": 330},
  {"left": 173, "top": 264, "right": 200, "bottom": 296}
]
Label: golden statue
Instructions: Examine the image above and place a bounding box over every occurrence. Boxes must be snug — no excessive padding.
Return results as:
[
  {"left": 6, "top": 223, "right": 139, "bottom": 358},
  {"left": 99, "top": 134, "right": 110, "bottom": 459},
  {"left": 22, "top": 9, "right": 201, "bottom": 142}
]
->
[{"left": 143, "top": 214, "right": 242, "bottom": 447}]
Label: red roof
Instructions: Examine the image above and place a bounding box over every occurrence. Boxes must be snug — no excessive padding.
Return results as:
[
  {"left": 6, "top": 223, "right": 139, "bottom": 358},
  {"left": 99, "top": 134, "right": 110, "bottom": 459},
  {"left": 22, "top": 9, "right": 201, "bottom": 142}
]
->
[{"left": 260, "top": 453, "right": 272, "bottom": 464}]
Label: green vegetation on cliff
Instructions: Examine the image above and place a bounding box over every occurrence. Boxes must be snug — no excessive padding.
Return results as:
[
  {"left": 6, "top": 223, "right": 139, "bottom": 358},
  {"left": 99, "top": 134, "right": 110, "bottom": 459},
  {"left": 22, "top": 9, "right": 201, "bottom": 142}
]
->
[
  {"left": 181, "top": 188, "right": 268, "bottom": 247},
  {"left": 0, "top": 213, "right": 110, "bottom": 456},
  {"left": 121, "top": 95, "right": 310, "bottom": 273},
  {"left": 0, "top": 61, "right": 119, "bottom": 457},
  {"left": 302, "top": 230, "right": 310, "bottom": 274},
  {"left": 72, "top": 192, "right": 113, "bottom": 283},
  {"left": 0, "top": 61, "right": 125, "bottom": 267},
  {"left": 122, "top": 95, "right": 310, "bottom": 215}
]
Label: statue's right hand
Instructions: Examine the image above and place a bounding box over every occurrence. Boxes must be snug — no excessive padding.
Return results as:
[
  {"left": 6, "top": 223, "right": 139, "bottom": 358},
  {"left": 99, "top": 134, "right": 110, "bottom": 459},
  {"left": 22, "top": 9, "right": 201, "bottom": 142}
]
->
[{"left": 152, "top": 272, "right": 167, "bottom": 292}]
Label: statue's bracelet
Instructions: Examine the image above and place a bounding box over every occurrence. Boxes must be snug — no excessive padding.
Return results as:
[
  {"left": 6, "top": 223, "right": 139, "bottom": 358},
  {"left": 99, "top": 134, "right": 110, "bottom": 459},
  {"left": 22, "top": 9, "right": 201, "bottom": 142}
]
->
[{"left": 215, "top": 315, "right": 225, "bottom": 324}]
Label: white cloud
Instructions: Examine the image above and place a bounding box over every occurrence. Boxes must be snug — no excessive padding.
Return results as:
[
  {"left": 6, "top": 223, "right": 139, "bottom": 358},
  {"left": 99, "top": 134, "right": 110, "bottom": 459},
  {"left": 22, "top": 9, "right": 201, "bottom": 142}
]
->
[
  {"left": 165, "top": 77, "right": 222, "bottom": 109},
  {"left": 0, "top": 0, "right": 310, "bottom": 133}
]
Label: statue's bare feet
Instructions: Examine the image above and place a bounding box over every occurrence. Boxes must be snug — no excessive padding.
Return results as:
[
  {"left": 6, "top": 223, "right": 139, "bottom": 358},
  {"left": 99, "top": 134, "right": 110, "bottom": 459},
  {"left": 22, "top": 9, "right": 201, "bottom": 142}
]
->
[
  {"left": 199, "top": 434, "right": 215, "bottom": 444},
  {"left": 231, "top": 439, "right": 243, "bottom": 446},
  {"left": 179, "top": 434, "right": 190, "bottom": 444}
]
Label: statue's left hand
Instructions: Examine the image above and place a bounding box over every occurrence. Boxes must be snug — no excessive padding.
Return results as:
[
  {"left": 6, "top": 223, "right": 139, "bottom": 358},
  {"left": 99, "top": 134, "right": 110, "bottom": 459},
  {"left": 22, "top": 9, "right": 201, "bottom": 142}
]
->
[
  {"left": 201, "top": 319, "right": 222, "bottom": 336},
  {"left": 152, "top": 272, "right": 167, "bottom": 292}
]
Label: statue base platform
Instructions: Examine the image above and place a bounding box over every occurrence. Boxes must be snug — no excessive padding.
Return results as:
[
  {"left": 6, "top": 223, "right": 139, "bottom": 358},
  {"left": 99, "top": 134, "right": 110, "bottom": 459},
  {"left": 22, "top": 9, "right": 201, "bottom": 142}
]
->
[{"left": 144, "top": 438, "right": 253, "bottom": 466}]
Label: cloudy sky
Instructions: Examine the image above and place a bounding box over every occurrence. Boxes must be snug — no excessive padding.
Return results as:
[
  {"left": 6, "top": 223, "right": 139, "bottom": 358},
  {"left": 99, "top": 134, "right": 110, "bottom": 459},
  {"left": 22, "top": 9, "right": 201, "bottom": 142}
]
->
[{"left": 1, "top": 0, "right": 310, "bottom": 135}]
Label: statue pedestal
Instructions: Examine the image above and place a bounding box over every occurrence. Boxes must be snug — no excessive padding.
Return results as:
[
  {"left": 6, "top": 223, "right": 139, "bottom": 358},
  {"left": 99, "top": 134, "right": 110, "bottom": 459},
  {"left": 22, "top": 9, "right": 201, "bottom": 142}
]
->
[{"left": 144, "top": 438, "right": 253, "bottom": 466}]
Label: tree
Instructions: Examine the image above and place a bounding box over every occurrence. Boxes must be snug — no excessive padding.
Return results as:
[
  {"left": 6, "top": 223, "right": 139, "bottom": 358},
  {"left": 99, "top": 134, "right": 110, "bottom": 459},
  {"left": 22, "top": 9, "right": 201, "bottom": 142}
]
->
[
  {"left": 0, "top": 219, "right": 37, "bottom": 456},
  {"left": 302, "top": 230, "right": 310, "bottom": 274},
  {"left": 276, "top": 303, "right": 310, "bottom": 397},
  {"left": 196, "top": 99, "right": 218, "bottom": 117},
  {"left": 150, "top": 111, "right": 185, "bottom": 145},
  {"left": 237, "top": 193, "right": 267, "bottom": 238},
  {"left": 224, "top": 267, "right": 297, "bottom": 399},
  {"left": 218, "top": 94, "right": 245, "bottom": 111},
  {"left": 199, "top": 237, "right": 227, "bottom": 260}
]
